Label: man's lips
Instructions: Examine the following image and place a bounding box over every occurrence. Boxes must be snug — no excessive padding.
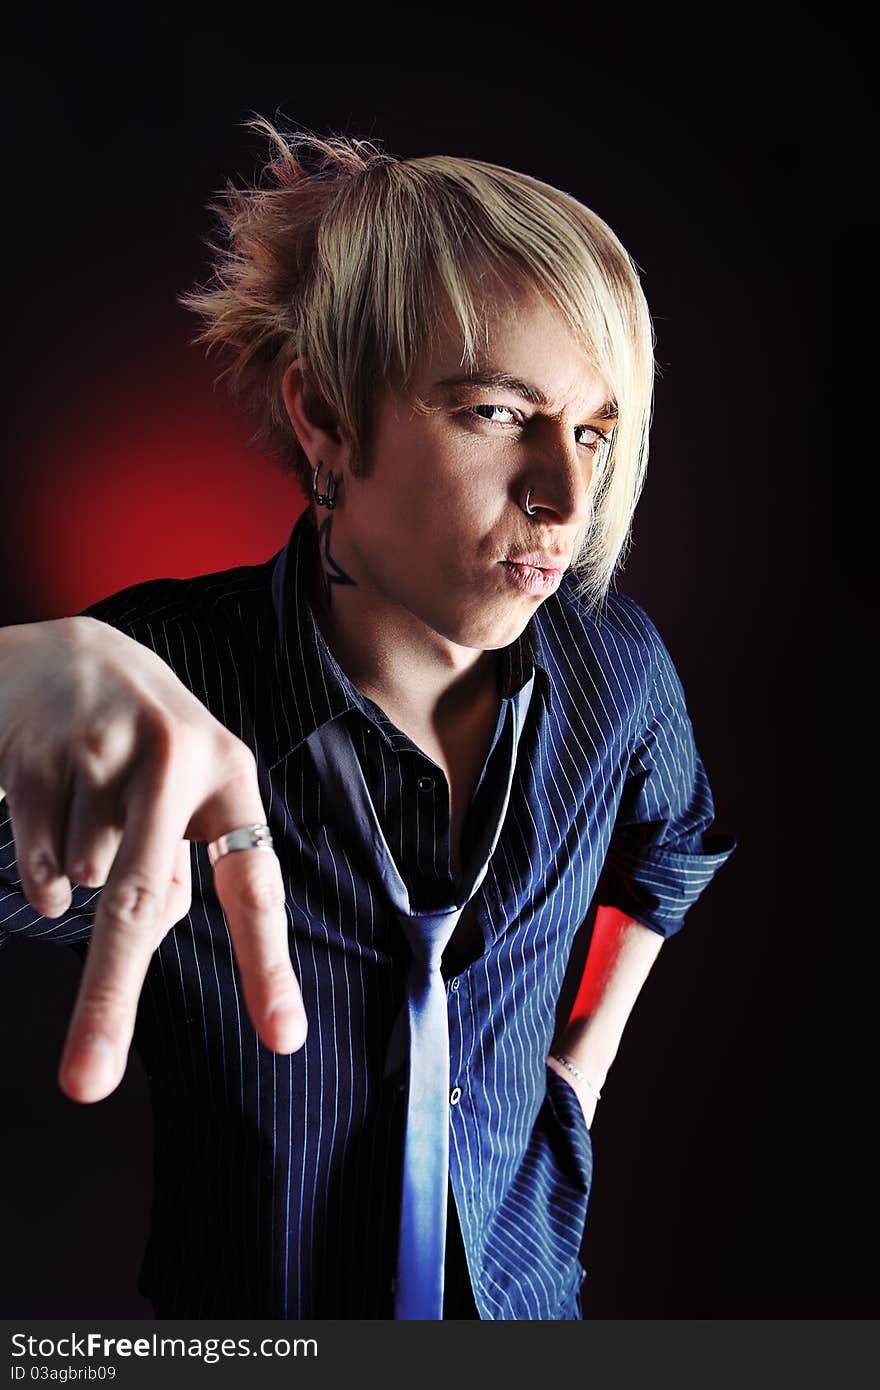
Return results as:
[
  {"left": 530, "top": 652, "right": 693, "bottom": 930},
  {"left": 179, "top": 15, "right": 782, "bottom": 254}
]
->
[
  {"left": 500, "top": 560, "right": 565, "bottom": 594},
  {"left": 503, "top": 552, "right": 568, "bottom": 575}
]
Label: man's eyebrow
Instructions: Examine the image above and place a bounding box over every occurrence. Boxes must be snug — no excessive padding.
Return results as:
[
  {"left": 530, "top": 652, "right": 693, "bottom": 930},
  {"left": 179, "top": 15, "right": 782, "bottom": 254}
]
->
[{"left": 432, "top": 370, "right": 619, "bottom": 420}]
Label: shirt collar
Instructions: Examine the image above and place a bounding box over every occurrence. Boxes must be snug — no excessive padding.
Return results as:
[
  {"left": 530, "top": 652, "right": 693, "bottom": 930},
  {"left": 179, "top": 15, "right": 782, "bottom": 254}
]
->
[{"left": 268, "top": 506, "right": 549, "bottom": 761}]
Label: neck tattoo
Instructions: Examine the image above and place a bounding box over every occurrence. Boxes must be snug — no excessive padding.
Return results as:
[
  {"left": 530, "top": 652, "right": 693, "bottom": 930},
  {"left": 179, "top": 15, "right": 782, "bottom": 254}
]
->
[{"left": 316, "top": 513, "right": 357, "bottom": 611}]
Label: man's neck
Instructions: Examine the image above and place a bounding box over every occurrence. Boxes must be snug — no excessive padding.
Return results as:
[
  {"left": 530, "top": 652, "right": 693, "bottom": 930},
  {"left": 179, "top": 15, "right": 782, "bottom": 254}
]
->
[{"left": 306, "top": 508, "right": 498, "bottom": 734}]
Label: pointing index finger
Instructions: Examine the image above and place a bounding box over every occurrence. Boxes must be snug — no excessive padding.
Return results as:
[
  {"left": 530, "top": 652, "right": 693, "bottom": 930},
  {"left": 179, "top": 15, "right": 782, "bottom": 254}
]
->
[{"left": 58, "top": 775, "right": 188, "bottom": 1103}]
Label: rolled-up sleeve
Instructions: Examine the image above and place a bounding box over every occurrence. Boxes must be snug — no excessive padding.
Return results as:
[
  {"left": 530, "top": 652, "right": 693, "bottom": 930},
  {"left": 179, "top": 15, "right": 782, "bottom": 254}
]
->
[{"left": 597, "top": 621, "right": 736, "bottom": 938}]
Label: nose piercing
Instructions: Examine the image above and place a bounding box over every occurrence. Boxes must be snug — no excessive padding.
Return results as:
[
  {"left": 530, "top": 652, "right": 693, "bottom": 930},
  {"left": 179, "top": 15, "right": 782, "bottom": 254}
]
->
[{"left": 523, "top": 487, "right": 538, "bottom": 516}]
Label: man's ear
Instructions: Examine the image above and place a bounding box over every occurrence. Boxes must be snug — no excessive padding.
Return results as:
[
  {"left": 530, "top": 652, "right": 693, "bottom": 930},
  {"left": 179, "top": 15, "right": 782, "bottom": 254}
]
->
[{"left": 281, "top": 359, "right": 350, "bottom": 474}]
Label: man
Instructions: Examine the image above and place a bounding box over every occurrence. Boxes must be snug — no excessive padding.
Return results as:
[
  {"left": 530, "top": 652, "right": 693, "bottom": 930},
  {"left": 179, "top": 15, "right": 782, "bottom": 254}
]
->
[{"left": 0, "top": 120, "right": 735, "bottom": 1319}]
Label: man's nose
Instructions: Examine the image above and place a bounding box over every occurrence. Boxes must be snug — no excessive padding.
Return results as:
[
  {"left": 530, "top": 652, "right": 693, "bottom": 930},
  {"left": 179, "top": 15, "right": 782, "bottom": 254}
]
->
[{"left": 521, "top": 429, "right": 595, "bottom": 528}]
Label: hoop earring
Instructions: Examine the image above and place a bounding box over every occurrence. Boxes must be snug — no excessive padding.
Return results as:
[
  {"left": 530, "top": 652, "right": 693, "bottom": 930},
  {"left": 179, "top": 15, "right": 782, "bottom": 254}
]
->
[{"left": 312, "top": 462, "right": 338, "bottom": 510}]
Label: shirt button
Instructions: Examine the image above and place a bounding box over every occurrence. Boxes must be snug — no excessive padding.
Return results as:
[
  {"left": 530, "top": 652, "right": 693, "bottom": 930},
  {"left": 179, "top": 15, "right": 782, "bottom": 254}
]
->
[
  {"left": 449, "top": 1086, "right": 462, "bottom": 1106},
  {"left": 417, "top": 776, "right": 434, "bottom": 791}
]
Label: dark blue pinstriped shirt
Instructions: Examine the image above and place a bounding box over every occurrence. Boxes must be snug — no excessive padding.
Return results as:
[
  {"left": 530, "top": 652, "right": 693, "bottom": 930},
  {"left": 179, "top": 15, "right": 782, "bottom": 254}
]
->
[{"left": 0, "top": 506, "right": 735, "bottom": 1319}]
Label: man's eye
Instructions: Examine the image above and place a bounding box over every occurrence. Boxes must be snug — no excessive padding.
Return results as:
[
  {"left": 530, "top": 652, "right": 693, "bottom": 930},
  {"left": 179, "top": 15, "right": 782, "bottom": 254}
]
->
[
  {"left": 467, "top": 404, "right": 519, "bottom": 424},
  {"left": 575, "top": 425, "right": 610, "bottom": 451}
]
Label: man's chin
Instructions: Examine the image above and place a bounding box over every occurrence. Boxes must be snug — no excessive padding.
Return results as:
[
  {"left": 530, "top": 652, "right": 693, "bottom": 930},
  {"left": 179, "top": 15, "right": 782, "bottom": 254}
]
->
[{"left": 438, "top": 606, "right": 536, "bottom": 654}]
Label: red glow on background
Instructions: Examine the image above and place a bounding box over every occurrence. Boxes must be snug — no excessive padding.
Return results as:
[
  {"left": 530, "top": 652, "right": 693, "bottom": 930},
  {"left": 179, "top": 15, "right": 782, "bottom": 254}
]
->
[{"left": 24, "top": 376, "right": 307, "bottom": 617}]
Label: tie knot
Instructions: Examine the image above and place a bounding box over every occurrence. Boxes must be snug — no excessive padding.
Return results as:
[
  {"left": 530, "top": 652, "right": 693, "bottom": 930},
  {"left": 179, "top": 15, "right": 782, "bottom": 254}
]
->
[{"left": 399, "top": 907, "right": 460, "bottom": 971}]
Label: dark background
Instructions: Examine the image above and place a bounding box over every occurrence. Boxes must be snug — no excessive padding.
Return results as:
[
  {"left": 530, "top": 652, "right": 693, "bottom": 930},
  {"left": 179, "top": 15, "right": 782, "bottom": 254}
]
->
[{"left": 0, "top": 8, "right": 864, "bottom": 1319}]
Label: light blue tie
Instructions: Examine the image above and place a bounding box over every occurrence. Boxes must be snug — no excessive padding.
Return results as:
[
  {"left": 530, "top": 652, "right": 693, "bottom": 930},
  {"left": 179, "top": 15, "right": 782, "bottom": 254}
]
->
[{"left": 307, "top": 673, "right": 535, "bottom": 1319}]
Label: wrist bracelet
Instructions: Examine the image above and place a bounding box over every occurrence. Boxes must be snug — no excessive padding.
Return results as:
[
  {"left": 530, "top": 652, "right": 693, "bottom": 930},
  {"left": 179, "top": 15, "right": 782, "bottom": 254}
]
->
[{"left": 552, "top": 1053, "right": 602, "bottom": 1100}]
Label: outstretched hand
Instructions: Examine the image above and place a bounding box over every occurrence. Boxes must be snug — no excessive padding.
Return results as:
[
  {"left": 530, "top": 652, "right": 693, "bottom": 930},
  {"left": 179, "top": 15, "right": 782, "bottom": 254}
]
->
[{"left": 0, "top": 616, "right": 306, "bottom": 1104}]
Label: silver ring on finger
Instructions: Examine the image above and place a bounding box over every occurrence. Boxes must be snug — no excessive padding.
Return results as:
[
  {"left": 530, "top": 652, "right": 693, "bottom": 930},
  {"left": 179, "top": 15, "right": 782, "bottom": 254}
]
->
[{"left": 207, "top": 822, "right": 274, "bottom": 867}]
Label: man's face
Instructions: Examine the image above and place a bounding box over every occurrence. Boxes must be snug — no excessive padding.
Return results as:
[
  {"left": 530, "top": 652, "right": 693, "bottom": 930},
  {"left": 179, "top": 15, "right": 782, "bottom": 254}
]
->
[{"left": 337, "top": 289, "right": 615, "bottom": 653}]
